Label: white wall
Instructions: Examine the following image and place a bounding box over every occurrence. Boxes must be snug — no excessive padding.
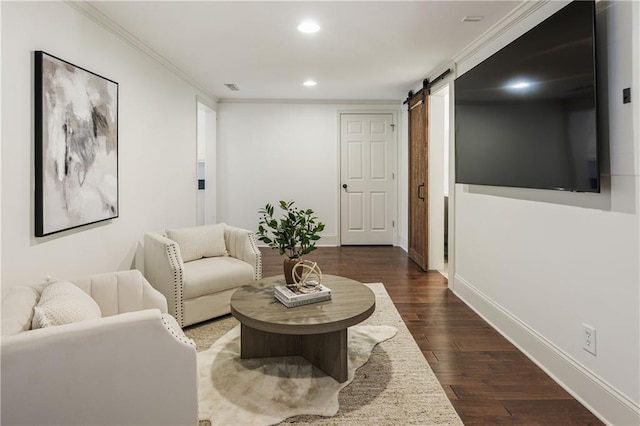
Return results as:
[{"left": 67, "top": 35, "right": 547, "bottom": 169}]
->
[
  {"left": 428, "top": 91, "right": 446, "bottom": 271},
  {"left": 1, "top": 2, "right": 214, "bottom": 288},
  {"left": 196, "top": 102, "right": 217, "bottom": 226},
  {"left": 399, "top": 108, "right": 409, "bottom": 250},
  {"left": 203, "top": 105, "right": 217, "bottom": 225},
  {"left": 197, "top": 107, "right": 206, "bottom": 226},
  {"left": 216, "top": 102, "right": 400, "bottom": 244},
  {"left": 0, "top": 0, "right": 4, "bottom": 294},
  {"left": 452, "top": 1, "right": 640, "bottom": 423},
  {"left": 635, "top": 2, "right": 640, "bottom": 342}
]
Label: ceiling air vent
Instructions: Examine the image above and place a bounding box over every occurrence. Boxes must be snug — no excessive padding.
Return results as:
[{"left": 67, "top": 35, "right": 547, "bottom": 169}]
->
[
  {"left": 225, "top": 83, "right": 240, "bottom": 91},
  {"left": 461, "top": 16, "right": 484, "bottom": 22}
]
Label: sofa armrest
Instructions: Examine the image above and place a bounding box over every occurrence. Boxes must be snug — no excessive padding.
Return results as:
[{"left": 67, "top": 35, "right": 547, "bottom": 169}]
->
[
  {"left": 70, "top": 270, "right": 168, "bottom": 317},
  {"left": 224, "top": 225, "right": 263, "bottom": 281},
  {"left": 0, "top": 309, "right": 197, "bottom": 426},
  {"left": 144, "top": 232, "right": 186, "bottom": 326}
]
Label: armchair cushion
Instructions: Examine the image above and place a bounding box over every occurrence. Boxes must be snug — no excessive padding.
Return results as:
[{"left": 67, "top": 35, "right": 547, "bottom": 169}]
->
[
  {"left": 32, "top": 281, "right": 102, "bottom": 329},
  {"left": 166, "top": 223, "right": 228, "bottom": 262},
  {"left": 183, "top": 256, "right": 254, "bottom": 299}
]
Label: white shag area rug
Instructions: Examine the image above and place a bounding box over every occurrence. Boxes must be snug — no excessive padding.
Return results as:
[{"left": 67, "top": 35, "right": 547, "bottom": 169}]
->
[{"left": 185, "top": 283, "right": 463, "bottom": 426}]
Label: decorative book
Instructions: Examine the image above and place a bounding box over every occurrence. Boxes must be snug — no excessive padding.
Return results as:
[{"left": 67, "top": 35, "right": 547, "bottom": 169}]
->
[{"left": 274, "top": 284, "right": 332, "bottom": 308}]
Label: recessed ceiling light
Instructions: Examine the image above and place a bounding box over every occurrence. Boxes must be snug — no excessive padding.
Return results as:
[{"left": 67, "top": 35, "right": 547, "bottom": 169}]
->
[
  {"left": 298, "top": 21, "right": 320, "bottom": 33},
  {"left": 461, "top": 16, "right": 484, "bottom": 23},
  {"left": 510, "top": 82, "right": 531, "bottom": 89},
  {"left": 303, "top": 80, "right": 317, "bottom": 87}
]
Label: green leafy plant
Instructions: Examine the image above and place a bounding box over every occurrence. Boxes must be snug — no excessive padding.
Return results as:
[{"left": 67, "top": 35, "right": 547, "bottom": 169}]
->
[{"left": 257, "top": 200, "right": 325, "bottom": 259}]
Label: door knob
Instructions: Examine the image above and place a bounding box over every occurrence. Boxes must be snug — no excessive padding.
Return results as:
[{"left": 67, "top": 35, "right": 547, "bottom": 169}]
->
[{"left": 342, "top": 184, "right": 348, "bottom": 189}]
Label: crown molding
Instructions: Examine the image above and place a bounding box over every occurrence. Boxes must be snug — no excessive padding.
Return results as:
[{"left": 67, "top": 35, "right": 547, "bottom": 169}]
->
[
  {"left": 218, "top": 98, "right": 401, "bottom": 105},
  {"left": 66, "top": 1, "right": 219, "bottom": 102},
  {"left": 453, "top": 0, "right": 551, "bottom": 68},
  {"left": 413, "top": 1, "right": 551, "bottom": 95}
]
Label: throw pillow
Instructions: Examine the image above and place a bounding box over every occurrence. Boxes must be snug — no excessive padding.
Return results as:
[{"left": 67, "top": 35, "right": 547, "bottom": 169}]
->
[
  {"left": 1, "top": 286, "right": 40, "bottom": 335},
  {"left": 166, "top": 223, "right": 228, "bottom": 262},
  {"left": 31, "top": 281, "right": 102, "bottom": 329}
]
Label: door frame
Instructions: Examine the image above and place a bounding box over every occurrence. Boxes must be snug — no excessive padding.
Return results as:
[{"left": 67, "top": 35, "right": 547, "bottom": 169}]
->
[
  {"left": 428, "top": 78, "right": 456, "bottom": 289},
  {"left": 195, "top": 97, "right": 217, "bottom": 226},
  {"left": 427, "top": 85, "right": 447, "bottom": 273},
  {"left": 337, "top": 109, "right": 400, "bottom": 246}
]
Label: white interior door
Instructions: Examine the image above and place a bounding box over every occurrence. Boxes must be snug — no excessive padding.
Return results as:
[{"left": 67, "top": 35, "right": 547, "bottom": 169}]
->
[{"left": 340, "top": 113, "right": 395, "bottom": 245}]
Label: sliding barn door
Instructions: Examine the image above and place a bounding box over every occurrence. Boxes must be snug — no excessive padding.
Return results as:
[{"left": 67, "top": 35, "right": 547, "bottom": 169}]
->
[{"left": 408, "top": 92, "right": 429, "bottom": 271}]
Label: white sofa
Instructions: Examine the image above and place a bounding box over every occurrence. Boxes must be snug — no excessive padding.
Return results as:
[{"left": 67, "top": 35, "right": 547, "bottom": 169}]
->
[
  {"left": 144, "top": 224, "right": 262, "bottom": 327},
  {"left": 1, "top": 270, "right": 197, "bottom": 426}
]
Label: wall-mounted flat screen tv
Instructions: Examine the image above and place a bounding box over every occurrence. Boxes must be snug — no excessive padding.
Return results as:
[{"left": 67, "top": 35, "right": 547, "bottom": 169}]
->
[{"left": 454, "top": 1, "right": 599, "bottom": 192}]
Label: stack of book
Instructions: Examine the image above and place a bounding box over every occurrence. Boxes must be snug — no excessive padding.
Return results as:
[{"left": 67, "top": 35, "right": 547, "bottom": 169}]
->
[{"left": 274, "top": 283, "right": 332, "bottom": 308}]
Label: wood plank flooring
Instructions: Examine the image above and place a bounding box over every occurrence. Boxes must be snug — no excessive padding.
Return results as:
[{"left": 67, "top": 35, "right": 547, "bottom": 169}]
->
[{"left": 260, "top": 246, "right": 603, "bottom": 425}]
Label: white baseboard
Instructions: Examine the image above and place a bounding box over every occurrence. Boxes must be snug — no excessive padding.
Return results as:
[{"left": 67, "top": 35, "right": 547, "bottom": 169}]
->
[
  {"left": 453, "top": 274, "right": 640, "bottom": 426},
  {"left": 317, "top": 234, "right": 338, "bottom": 246},
  {"left": 256, "top": 234, "right": 406, "bottom": 249},
  {"left": 398, "top": 236, "right": 408, "bottom": 252},
  {"left": 256, "top": 234, "right": 338, "bottom": 248}
]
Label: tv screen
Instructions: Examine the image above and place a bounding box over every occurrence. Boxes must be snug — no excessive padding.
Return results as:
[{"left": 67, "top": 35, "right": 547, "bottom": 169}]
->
[{"left": 454, "top": 1, "right": 599, "bottom": 192}]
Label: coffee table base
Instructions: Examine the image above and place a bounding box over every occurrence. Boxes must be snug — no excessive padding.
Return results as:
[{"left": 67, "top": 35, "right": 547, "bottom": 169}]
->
[{"left": 240, "top": 324, "right": 348, "bottom": 383}]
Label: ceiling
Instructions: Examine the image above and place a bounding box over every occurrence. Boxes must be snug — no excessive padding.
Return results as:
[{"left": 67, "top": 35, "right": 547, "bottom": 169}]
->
[{"left": 88, "top": 1, "right": 522, "bottom": 101}]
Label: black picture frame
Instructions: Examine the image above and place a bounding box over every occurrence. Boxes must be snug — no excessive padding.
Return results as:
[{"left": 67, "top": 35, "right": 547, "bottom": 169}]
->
[{"left": 35, "top": 51, "right": 119, "bottom": 237}]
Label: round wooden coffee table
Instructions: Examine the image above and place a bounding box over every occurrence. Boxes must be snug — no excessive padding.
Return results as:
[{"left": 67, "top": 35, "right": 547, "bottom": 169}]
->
[{"left": 230, "top": 274, "right": 375, "bottom": 383}]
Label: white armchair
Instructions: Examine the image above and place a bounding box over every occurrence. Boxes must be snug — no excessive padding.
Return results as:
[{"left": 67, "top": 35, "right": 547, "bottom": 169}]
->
[
  {"left": 144, "top": 224, "right": 262, "bottom": 327},
  {"left": 0, "top": 270, "right": 197, "bottom": 426}
]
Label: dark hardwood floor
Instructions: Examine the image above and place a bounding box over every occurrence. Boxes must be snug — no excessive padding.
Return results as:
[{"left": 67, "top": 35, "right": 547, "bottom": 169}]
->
[{"left": 260, "top": 246, "right": 603, "bottom": 425}]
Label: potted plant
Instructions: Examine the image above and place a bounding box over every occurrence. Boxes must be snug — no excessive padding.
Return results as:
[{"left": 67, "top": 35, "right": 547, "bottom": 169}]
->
[{"left": 257, "top": 200, "right": 325, "bottom": 283}]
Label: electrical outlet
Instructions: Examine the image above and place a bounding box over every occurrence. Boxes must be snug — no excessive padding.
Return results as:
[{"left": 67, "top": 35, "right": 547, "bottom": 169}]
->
[{"left": 583, "top": 324, "right": 597, "bottom": 356}]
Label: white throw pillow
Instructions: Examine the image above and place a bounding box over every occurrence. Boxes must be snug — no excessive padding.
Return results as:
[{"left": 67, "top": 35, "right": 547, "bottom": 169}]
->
[
  {"left": 31, "top": 281, "right": 102, "bottom": 329},
  {"left": 166, "top": 223, "right": 228, "bottom": 262},
  {"left": 1, "top": 286, "right": 40, "bottom": 335}
]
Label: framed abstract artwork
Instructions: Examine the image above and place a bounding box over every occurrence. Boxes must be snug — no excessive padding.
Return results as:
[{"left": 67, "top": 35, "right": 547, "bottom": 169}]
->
[{"left": 35, "top": 51, "right": 119, "bottom": 237}]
